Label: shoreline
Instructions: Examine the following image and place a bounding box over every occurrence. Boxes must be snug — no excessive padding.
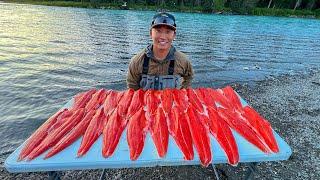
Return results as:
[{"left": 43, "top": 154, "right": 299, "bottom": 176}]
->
[
  {"left": 1, "top": 0, "right": 320, "bottom": 19},
  {"left": 1, "top": 69, "right": 319, "bottom": 179}
]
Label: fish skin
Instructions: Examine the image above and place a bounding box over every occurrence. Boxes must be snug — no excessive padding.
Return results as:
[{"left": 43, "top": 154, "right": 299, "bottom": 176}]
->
[
  {"left": 221, "top": 86, "right": 243, "bottom": 110},
  {"left": 45, "top": 110, "right": 96, "bottom": 159},
  {"left": 160, "top": 88, "right": 173, "bottom": 115},
  {"left": 71, "top": 89, "right": 97, "bottom": 110},
  {"left": 18, "top": 108, "right": 68, "bottom": 161},
  {"left": 77, "top": 109, "right": 107, "bottom": 157},
  {"left": 186, "top": 106, "right": 212, "bottom": 167},
  {"left": 127, "top": 109, "right": 148, "bottom": 160},
  {"left": 149, "top": 106, "right": 169, "bottom": 158},
  {"left": 118, "top": 89, "right": 134, "bottom": 118},
  {"left": 85, "top": 89, "right": 107, "bottom": 111},
  {"left": 186, "top": 88, "right": 204, "bottom": 113},
  {"left": 207, "top": 106, "right": 239, "bottom": 165},
  {"left": 102, "top": 108, "right": 128, "bottom": 158},
  {"left": 172, "top": 89, "right": 189, "bottom": 112},
  {"left": 27, "top": 108, "right": 85, "bottom": 160},
  {"left": 241, "top": 106, "right": 279, "bottom": 153},
  {"left": 167, "top": 106, "right": 194, "bottom": 160},
  {"left": 127, "top": 89, "right": 145, "bottom": 118},
  {"left": 217, "top": 107, "right": 271, "bottom": 153}
]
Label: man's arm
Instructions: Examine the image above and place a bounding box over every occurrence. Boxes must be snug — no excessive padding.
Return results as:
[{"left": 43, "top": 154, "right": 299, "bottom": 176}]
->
[
  {"left": 126, "top": 56, "right": 141, "bottom": 90},
  {"left": 181, "top": 60, "right": 194, "bottom": 88}
]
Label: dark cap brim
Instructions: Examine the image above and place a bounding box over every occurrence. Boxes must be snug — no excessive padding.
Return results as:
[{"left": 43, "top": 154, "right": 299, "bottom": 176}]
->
[{"left": 151, "top": 24, "right": 176, "bottom": 30}]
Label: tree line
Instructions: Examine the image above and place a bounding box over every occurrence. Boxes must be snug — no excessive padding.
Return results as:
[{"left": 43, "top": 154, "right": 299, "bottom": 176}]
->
[
  {"left": 78, "top": 0, "right": 320, "bottom": 12},
  {"left": 7, "top": 0, "right": 319, "bottom": 17}
]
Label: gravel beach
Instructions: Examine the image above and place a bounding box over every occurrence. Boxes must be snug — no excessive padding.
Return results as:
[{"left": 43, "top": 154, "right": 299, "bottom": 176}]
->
[{"left": 1, "top": 70, "right": 319, "bottom": 180}]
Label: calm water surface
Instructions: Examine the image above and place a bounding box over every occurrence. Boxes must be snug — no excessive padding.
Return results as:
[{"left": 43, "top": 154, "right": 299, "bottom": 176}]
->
[{"left": 0, "top": 2, "right": 319, "bottom": 161}]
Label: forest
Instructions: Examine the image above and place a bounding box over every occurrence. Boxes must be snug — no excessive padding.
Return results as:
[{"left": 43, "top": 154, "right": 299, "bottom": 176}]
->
[{"left": 4, "top": 0, "right": 320, "bottom": 18}]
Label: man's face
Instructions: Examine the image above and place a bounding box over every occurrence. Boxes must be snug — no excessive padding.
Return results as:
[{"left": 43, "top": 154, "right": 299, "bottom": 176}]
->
[{"left": 150, "top": 25, "right": 176, "bottom": 51}]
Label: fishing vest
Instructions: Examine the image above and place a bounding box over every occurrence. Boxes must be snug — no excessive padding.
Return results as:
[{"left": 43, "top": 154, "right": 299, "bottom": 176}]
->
[{"left": 139, "top": 55, "right": 181, "bottom": 90}]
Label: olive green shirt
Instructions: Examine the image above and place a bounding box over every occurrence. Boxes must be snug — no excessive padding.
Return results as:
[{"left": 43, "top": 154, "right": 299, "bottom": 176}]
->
[{"left": 127, "top": 45, "right": 194, "bottom": 90}]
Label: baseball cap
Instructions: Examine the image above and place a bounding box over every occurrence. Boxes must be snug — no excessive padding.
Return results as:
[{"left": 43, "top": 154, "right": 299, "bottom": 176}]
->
[{"left": 151, "top": 12, "right": 176, "bottom": 30}]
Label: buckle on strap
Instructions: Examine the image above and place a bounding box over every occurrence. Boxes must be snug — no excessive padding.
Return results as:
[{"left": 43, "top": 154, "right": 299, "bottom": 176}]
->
[{"left": 154, "top": 75, "right": 160, "bottom": 90}]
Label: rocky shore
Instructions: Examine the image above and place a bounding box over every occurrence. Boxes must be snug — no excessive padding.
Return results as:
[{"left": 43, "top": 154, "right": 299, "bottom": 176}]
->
[{"left": 1, "top": 70, "right": 319, "bottom": 179}]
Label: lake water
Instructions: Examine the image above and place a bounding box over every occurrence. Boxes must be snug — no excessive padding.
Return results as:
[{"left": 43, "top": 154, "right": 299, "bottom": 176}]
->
[{"left": 0, "top": 2, "right": 319, "bottom": 162}]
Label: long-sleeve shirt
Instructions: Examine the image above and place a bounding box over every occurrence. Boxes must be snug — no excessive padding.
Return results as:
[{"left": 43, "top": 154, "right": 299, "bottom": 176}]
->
[{"left": 127, "top": 46, "right": 194, "bottom": 90}]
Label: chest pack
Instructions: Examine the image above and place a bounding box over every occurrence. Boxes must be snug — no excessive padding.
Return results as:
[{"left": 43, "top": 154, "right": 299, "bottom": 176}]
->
[{"left": 139, "top": 55, "right": 181, "bottom": 90}]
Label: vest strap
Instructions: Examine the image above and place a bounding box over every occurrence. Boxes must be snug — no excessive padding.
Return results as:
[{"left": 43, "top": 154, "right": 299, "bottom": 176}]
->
[
  {"left": 168, "top": 60, "right": 175, "bottom": 75},
  {"left": 142, "top": 54, "right": 175, "bottom": 75},
  {"left": 142, "top": 55, "right": 149, "bottom": 75}
]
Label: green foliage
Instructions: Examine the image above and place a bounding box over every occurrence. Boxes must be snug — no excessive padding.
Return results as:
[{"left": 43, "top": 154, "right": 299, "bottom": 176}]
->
[
  {"left": 315, "top": 9, "right": 320, "bottom": 18},
  {"left": 251, "top": 7, "right": 318, "bottom": 18},
  {"left": 214, "top": 0, "right": 225, "bottom": 11},
  {"left": 3, "top": 0, "right": 320, "bottom": 19},
  {"left": 202, "top": 0, "right": 214, "bottom": 13}
]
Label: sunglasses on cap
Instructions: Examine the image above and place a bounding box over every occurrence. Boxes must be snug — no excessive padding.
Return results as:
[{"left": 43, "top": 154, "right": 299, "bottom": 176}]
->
[{"left": 151, "top": 13, "right": 176, "bottom": 30}]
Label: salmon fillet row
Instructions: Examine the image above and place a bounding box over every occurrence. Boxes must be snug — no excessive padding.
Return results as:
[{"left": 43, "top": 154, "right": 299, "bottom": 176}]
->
[{"left": 18, "top": 87, "right": 279, "bottom": 167}]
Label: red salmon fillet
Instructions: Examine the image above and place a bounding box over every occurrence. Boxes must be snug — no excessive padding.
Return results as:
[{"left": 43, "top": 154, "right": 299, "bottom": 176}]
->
[
  {"left": 127, "top": 89, "right": 145, "bottom": 118},
  {"left": 241, "top": 106, "right": 279, "bottom": 153},
  {"left": 45, "top": 110, "right": 96, "bottom": 159},
  {"left": 186, "top": 88, "right": 204, "bottom": 113},
  {"left": 127, "top": 109, "right": 148, "bottom": 160},
  {"left": 186, "top": 106, "right": 212, "bottom": 167},
  {"left": 18, "top": 108, "right": 68, "bottom": 161},
  {"left": 117, "top": 89, "right": 134, "bottom": 118},
  {"left": 208, "top": 88, "right": 232, "bottom": 109},
  {"left": 21, "top": 87, "right": 280, "bottom": 164},
  {"left": 149, "top": 106, "right": 169, "bottom": 158},
  {"left": 27, "top": 108, "right": 85, "bottom": 160},
  {"left": 221, "top": 86, "right": 243, "bottom": 110},
  {"left": 71, "top": 89, "right": 97, "bottom": 110},
  {"left": 217, "top": 107, "right": 271, "bottom": 153},
  {"left": 167, "top": 106, "right": 194, "bottom": 160},
  {"left": 172, "top": 89, "right": 189, "bottom": 112},
  {"left": 85, "top": 89, "right": 108, "bottom": 111},
  {"left": 103, "top": 90, "right": 119, "bottom": 117},
  {"left": 102, "top": 108, "right": 128, "bottom": 158},
  {"left": 160, "top": 88, "right": 173, "bottom": 115},
  {"left": 77, "top": 108, "right": 107, "bottom": 157},
  {"left": 144, "top": 89, "right": 161, "bottom": 116},
  {"left": 195, "top": 88, "right": 218, "bottom": 110},
  {"left": 207, "top": 106, "right": 239, "bottom": 165}
]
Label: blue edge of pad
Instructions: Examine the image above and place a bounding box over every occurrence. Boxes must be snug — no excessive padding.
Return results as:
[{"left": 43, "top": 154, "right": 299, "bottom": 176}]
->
[{"left": 5, "top": 94, "right": 292, "bottom": 173}]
